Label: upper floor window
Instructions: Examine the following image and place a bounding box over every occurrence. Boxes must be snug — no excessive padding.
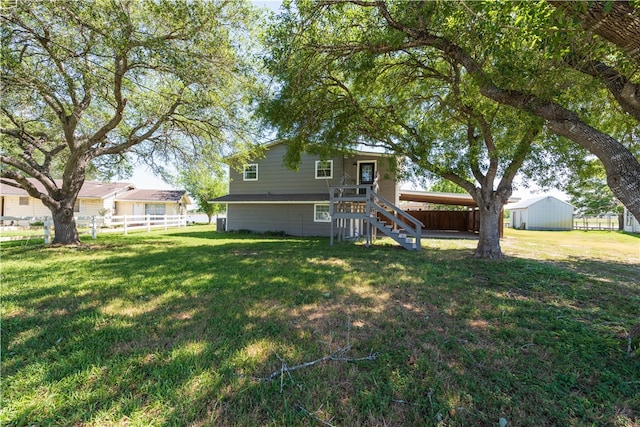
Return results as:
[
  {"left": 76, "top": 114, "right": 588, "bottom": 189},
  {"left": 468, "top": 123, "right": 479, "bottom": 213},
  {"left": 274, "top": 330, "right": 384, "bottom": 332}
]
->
[
  {"left": 315, "top": 160, "right": 333, "bottom": 179},
  {"left": 243, "top": 164, "right": 258, "bottom": 181},
  {"left": 19, "top": 197, "right": 29, "bottom": 206}
]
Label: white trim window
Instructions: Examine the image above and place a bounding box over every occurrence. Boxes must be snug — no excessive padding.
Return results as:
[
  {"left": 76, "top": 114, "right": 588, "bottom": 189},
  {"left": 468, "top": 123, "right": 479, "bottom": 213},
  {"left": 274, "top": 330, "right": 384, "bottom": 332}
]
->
[
  {"left": 19, "top": 196, "right": 29, "bottom": 206},
  {"left": 314, "top": 204, "right": 331, "bottom": 222},
  {"left": 243, "top": 164, "right": 258, "bottom": 181},
  {"left": 74, "top": 200, "right": 86, "bottom": 213},
  {"left": 626, "top": 209, "right": 636, "bottom": 226},
  {"left": 145, "top": 203, "right": 166, "bottom": 215},
  {"left": 315, "top": 160, "right": 333, "bottom": 179}
]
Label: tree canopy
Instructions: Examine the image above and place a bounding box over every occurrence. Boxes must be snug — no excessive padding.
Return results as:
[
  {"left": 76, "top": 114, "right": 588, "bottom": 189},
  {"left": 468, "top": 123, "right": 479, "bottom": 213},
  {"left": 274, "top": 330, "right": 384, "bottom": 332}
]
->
[
  {"left": 1, "top": 0, "right": 262, "bottom": 243},
  {"left": 263, "top": 0, "right": 639, "bottom": 257},
  {"left": 263, "top": 0, "right": 639, "bottom": 223},
  {"left": 565, "top": 159, "right": 623, "bottom": 218}
]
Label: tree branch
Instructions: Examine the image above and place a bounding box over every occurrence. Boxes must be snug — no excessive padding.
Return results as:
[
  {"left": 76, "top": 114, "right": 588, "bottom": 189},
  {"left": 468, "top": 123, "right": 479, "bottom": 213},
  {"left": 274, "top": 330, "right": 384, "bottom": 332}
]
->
[
  {"left": 566, "top": 56, "right": 640, "bottom": 121},
  {"left": 0, "top": 167, "right": 58, "bottom": 207},
  {"left": 498, "top": 124, "right": 542, "bottom": 192},
  {"left": 550, "top": 1, "right": 640, "bottom": 64},
  {"left": 250, "top": 345, "right": 378, "bottom": 383},
  {"left": 93, "top": 95, "right": 182, "bottom": 157}
]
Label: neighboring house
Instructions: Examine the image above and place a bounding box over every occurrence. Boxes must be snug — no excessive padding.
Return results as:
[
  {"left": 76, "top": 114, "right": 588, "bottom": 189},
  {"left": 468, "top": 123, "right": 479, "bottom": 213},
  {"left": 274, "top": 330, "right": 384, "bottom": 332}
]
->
[
  {"left": 623, "top": 206, "right": 640, "bottom": 233},
  {"left": 114, "top": 189, "right": 190, "bottom": 216},
  {"left": 0, "top": 179, "right": 190, "bottom": 219},
  {"left": 505, "top": 195, "right": 574, "bottom": 230},
  {"left": 213, "top": 141, "right": 398, "bottom": 237}
]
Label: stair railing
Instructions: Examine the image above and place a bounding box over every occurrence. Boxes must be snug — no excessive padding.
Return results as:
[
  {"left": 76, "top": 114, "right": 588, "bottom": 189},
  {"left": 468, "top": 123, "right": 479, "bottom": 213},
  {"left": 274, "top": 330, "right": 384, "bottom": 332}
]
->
[
  {"left": 365, "top": 187, "right": 422, "bottom": 250},
  {"left": 330, "top": 184, "right": 422, "bottom": 250}
]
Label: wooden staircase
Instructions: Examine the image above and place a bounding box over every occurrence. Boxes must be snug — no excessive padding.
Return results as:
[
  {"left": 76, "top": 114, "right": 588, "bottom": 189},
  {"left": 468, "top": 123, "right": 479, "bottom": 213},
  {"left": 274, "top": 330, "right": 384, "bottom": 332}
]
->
[{"left": 329, "top": 185, "right": 422, "bottom": 250}]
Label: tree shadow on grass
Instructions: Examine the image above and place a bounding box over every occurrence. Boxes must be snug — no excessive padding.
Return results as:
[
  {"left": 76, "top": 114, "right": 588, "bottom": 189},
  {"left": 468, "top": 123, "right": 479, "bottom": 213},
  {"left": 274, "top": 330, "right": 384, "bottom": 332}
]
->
[{"left": 2, "top": 235, "right": 639, "bottom": 426}]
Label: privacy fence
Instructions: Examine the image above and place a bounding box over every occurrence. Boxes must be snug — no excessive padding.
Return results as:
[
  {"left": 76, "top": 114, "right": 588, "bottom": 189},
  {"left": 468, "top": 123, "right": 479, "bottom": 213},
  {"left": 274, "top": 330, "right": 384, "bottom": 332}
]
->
[{"left": 0, "top": 214, "right": 187, "bottom": 244}]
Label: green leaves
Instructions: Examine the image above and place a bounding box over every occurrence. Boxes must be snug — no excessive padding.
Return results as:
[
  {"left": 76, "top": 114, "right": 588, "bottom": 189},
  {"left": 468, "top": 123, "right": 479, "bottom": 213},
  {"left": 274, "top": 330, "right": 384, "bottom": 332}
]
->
[{"left": 1, "top": 0, "right": 264, "bottom": 184}]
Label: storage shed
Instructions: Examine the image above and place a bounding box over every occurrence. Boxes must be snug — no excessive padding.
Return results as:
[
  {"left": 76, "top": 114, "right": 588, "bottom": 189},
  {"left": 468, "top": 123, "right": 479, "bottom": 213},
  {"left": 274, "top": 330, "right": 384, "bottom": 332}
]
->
[{"left": 505, "top": 195, "right": 574, "bottom": 231}]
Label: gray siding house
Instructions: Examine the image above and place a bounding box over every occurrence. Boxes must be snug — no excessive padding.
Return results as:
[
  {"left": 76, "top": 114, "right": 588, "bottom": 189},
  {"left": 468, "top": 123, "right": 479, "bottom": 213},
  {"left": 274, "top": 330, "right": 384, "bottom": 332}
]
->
[{"left": 214, "top": 141, "right": 398, "bottom": 236}]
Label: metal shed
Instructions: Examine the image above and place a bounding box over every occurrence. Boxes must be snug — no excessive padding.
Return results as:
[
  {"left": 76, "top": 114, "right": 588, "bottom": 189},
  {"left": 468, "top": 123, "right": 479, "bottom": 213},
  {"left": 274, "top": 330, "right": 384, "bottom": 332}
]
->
[{"left": 505, "top": 195, "right": 574, "bottom": 231}]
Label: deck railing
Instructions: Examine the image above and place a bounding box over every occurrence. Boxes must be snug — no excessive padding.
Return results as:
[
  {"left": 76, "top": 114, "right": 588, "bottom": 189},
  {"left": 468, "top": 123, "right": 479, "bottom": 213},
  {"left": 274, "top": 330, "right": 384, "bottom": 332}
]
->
[{"left": 329, "top": 185, "right": 422, "bottom": 250}]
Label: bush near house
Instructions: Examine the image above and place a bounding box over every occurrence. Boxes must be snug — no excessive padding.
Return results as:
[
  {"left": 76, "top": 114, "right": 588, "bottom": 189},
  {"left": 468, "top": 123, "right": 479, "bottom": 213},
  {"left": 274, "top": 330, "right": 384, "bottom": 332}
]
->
[{"left": 2, "top": 227, "right": 638, "bottom": 426}]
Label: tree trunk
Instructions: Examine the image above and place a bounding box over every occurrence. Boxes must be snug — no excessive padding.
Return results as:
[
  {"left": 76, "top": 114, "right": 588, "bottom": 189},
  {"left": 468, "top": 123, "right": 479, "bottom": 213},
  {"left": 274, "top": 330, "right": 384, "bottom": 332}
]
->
[
  {"left": 474, "top": 193, "right": 507, "bottom": 259},
  {"left": 619, "top": 212, "right": 625, "bottom": 231},
  {"left": 550, "top": 1, "right": 640, "bottom": 65},
  {"left": 51, "top": 204, "right": 81, "bottom": 245},
  {"left": 475, "top": 205, "right": 503, "bottom": 259}
]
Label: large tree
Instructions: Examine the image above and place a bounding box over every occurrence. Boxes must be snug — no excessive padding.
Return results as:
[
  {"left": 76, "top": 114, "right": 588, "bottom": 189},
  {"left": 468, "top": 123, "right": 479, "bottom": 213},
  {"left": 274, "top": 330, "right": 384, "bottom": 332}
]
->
[
  {"left": 303, "top": 0, "right": 640, "bottom": 221},
  {"left": 261, "top": 2, "right": 553, "bottom": 258},
  {"left": 0, "top": 0, "right": 261, "bottom": 244}
]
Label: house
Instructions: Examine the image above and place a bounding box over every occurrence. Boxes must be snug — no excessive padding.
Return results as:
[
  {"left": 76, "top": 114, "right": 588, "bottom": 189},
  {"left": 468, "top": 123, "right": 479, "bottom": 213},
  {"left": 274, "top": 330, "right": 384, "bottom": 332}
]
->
[
  {"left": 214, "top": 141, "right": 526, "bottom": 249},
  {"left": 623, "top": 206, "right": 640, "bottom": 233},
  {"left": 505, "top": 195, "right": 574, "bottom": 230},
  {"left": 0, "top": 179, "right": 190, "bottom": 219},
  {"left": 213, "top": 141, "right": 399, "bottom": 237}
]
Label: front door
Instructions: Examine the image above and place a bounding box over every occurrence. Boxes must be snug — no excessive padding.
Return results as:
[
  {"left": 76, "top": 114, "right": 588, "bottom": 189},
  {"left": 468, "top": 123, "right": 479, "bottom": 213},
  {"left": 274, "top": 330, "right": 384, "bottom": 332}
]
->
[{"left": 358, "top": 162, "right": 376, "bottom": 194}]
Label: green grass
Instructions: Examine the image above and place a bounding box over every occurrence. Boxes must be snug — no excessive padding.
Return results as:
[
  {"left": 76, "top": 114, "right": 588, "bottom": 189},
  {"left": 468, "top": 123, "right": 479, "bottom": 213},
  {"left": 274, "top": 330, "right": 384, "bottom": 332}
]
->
[{"left": 2, "top": 226, "right": 639, "bottom": 426}]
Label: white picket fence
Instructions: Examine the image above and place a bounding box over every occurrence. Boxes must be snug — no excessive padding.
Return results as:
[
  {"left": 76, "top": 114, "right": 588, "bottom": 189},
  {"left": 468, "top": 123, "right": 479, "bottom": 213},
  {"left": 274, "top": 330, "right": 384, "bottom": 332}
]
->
[{"left": 0, "top": 214, "right": 187, "bottom": 244}]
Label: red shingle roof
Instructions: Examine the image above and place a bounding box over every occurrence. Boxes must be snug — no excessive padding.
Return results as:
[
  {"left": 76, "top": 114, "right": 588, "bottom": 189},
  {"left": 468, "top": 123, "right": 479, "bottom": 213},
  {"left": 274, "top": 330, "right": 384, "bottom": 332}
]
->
[{"left": 116, "top": 189, "right": 188, "bottom": 203}]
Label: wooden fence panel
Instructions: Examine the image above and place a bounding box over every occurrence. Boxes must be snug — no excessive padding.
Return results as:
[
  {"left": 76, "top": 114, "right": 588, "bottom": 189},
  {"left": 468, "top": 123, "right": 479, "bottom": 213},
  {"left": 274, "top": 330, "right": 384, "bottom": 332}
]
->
[{"left": 406, "top": 210, "right": 476, "bottom": 231}]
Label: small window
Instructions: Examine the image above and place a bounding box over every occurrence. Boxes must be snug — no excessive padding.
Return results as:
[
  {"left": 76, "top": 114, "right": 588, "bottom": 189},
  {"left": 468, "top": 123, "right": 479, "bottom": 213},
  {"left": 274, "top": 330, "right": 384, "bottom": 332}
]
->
[
  {"left": 243, "top": 164, "right": 258, "bottom": 181},
  {"left": 627, "top": 210, "right": 635, "bottom": 226},
  {"left": 74, "top": 200, "right": 85, "bottom": 213},
  {"left": 145, "top": 204, "right": 166, "bottom": 215},
  {"left": 315, "top": 160, "right": 333, "bottom": 179},
  {"left": 19, "top": 197, "right": 29, "bottom": 206},
  {"left": 314, "top": 204, "right": 331, "bottom": 222}
]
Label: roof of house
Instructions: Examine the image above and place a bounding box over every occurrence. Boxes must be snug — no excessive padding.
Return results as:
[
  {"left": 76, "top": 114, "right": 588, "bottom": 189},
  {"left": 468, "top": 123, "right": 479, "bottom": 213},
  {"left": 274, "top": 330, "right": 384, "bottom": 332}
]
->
[
  {"left": 212, "top": 193, "right": 330, "bottom": 203},
  {"left": 259, "top": 140, "right": 393, "bottom": 157},
  {"left": 504, "top": 195, "right": 574, "bottom": 210},
  {"left": 1, "top": 178, "right": 187, "bottom": 203},
  {"left": 1, "top": 178, "right": 134, "bottom": 198},
  {"left": 116, "top": 189, "right": 190, "bottom": 203}
]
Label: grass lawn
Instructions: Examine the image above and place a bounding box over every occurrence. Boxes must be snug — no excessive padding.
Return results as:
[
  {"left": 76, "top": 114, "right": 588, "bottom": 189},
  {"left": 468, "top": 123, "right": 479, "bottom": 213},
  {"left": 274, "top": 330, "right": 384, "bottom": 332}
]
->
[{"left": 2, "top": 226, "right": 639, "bottom": 426}]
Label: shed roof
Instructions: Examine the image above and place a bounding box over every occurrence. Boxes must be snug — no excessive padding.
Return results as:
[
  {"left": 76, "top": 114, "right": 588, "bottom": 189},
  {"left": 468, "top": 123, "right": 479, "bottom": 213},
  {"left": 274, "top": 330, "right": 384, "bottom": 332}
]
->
[
  {"left": 504, "top": 195, "right": 573, "bottom": 210},
  {"left": 399, "top": 190, "right": 479, "bottom": 207},
  {"left": 399, "top": 190, "right": 519, "bottom": 207}
]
